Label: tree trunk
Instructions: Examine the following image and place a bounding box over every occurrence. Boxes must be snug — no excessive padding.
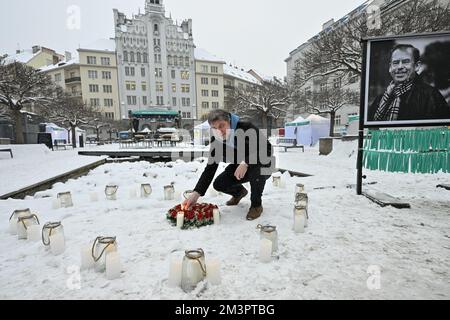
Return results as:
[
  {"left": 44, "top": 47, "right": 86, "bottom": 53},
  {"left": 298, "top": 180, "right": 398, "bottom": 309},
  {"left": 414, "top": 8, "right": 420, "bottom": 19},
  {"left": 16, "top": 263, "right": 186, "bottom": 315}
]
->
[
  {"left": 12, "top": 109, "right": 24, "bottom": 144},
  {"left": 96, "top": 128, "right": 100, "bottom": 142},
  {"left": 329, "top": 111, "right": 336, "bottom": 137},
  {"left": 71, "top": 125, "right": 77, "bottom": 148},
  {"left": 261, "top": 113, "right": 268, "bottom": 130}
]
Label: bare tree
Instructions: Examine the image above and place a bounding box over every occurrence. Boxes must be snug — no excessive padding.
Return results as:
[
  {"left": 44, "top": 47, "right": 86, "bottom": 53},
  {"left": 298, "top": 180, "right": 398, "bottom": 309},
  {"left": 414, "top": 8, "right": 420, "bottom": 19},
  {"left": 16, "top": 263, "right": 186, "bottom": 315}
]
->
[
  {"left": 0, "top": 57, "right": 56, "bottom": 144},
  {"left": 40, "top": 94, "right": 96, "bottom": 148},
  {"left": 294, "top": 0, "right": 450, "bottom": 85},
  {"left": 234, "top": 79, "right": 290, "bottom": 134},
  {"left": 312, "top": 87, "right": 359, "bottom": 136}
]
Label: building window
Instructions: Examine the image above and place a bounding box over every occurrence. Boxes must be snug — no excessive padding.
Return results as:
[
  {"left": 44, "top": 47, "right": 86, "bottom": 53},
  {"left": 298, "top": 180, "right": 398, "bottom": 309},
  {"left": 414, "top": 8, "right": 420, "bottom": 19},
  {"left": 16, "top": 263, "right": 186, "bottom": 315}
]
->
[
  {"left": 335, "top": 115, "right": 341, "bottom": 125},
  {"left": 137, "top": 53, "right": 141, "bottom": 63},
  {"left": 90, "top": 98, "right": 100, "bottom": 106},
  {"left": 182, "top": 98, "right": 191, "bottom": 107},
  {"left": 155, "top": 68, "right": 162, "bottom": 78},
  {"left": 142, "top": 82, "right": 147, "bottom": 91},
  {"left": 125, "top": 67, "right": 135, "bottom": 76},
  {"left": 130, "top": 67, "right": 135, "bottom": 76},
  {"left": 181, "top": 71, "right": 189, "bottom": 80},
  {"left": 127, "top": 96, "right": 137, "bottom": 105},
  {"left": 172, "top": 83, "right": 177, "bottom": 93},
  {"left": 171, "top": 70, "right": 176, "bottom": 79},
  {"left": 212, "top": 102, "right": 219, "bottom": 109},
  {"left": 211, "top": 66, "right": 218, "bottom": 73},
  {"left": 201, "top": 90, "right": 209, "bottom": 97},
  {"left": 54, "top": 73, "right": 62, "bottom": 82},
  {"left": 202, "top": 102, "right": 209, "bottom": 109},
  {"left": 201, "top": 65, "right": 208, "bottom": 73},
  {"left": 141, "top": 68, "right": 146, "bottom": 77},
  {"left": 143, "top": 53, "right": 148, "bottom": 63},
  {"left": 102, "top": 71, "right": 112, "bottom": 79},
  {"left": 181, "top": 84, "right": 190, "bottom": 93},
  {"left": 104, "top": 99, "right": 114, "bottom": 107},
  {"left": 226, "top": 80, "right": 232, "bottom": 87},
  {"left": 123, "top": 51, "right": 128, "bottom": 62},
  {"left": 101, "top": 57, "right": 111, "bottom": 66},
  {"left": 154, "top": 24, "right": 159, "bottom": 33},
  {"left": 178, "top": 56, "right": 183, "bottom": 67},
  {"left": 87, "top": 56, "right": 97, "bottom": 65},
  {"left": 333, "top": 78, "right": 342, "bottom": 88},
  {"left": 154, "top": 54, "right": 161, "bottom": 64},
  {"left": 320, "top": 82, "right": 327, "bottom": 92},
  {"left": 211, "top": 78, "right": 219, "bottom": 85},
  {"left": 172, "top": 97, "right": 177, "bottom": 106},
  {"left": 157, "top": 96, "right": 164, "bottom": 105},
  {"left": 168, "top": 56, "right": 173, "bottom": 65},
  {"left": 103, "top": 85, "right": 113, "bottom": 93},
  {"left": 156, "top": 82, "right": 163, "bottom": 92},
  {"left": 130, "top": 52, "right": 136, "bottom": 63},
  {"left": 142, "top": 96, "right": 147, "bottom": 105},
  {"left": 185, "top": 57, "right": 189, "bottom": 67},
  {"left": 126, "top": 81, "right": 136, "bottom": 91},
  {"left": 89, "top": 84, "right": 99, "bottom": 93},
  {"left": 211, "top": 90, "right": 219, "bottom": 97},
  {"left": 173, "top": 55, "right": 178, "bottom": 67},
  {"left": 88, "top": 70, "right": 98, "bottom": 79},
  {"left": 182, "top": 112, "right": 186, "bottom": 118},
  {"left": 201, "top": 77, "right": 208, "bottom": 85},
  {"left": 105, "top": 112, "right": 115, "bottom": 119}
]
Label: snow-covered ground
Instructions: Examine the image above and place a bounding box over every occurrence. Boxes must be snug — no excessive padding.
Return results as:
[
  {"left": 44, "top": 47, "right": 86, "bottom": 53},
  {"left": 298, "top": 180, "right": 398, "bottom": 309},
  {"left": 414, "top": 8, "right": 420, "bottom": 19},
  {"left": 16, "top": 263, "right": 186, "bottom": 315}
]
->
[
  {"left": 0, "top": 145, "right": 107, "bottom": 196},
  {"left": 0, "top": 141, "right": 449, "bottom": 299}
]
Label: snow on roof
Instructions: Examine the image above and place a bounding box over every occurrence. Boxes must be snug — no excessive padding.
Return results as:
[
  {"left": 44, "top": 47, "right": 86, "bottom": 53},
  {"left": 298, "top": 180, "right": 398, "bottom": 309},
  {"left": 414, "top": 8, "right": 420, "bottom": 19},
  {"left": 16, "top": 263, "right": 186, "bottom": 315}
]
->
[
  {"left": 223, "top": 64, "right": 260, "bottom": 85},
  {"left": 39, "top": 58, "right": 79, "bottom": 72},
  {"left": 307, "top": 114, "right": 330, "bottom": 123},
  {"left": 194, "top": 48, "right": 225, "bottom": 63},
  {"left": 79, "top": 39, "right": 116, "bottom": 52},
  {"left": 5, "top": 50, "right": 38, "bottom": 64}
]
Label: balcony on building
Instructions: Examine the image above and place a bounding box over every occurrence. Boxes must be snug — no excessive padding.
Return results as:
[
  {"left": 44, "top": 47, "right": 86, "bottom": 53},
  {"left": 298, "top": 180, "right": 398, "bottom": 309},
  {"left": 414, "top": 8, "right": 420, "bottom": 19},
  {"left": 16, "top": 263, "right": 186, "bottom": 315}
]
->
[{"left": 65, "top": 77, "right": 81, "bottom": 84}]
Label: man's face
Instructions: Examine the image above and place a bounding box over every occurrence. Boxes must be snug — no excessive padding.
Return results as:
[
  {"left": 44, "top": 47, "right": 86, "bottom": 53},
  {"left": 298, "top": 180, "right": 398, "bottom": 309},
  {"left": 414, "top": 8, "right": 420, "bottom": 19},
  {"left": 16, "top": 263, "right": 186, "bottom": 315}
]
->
[
  {"left": 211, "top": 120, "right": 231, "bottom": 140},
  {"left": 389, "top": 48, "right": 418, "bottom": 84}
]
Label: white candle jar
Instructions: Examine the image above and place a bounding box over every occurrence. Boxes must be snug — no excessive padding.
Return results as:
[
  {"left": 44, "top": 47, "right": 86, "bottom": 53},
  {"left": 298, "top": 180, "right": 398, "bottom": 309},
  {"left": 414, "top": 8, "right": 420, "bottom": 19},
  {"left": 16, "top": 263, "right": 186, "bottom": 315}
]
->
[
  {"left": 141, "top": 184, "right": 152, "bottom": 198},
  {"left": 57, "top": 192, "right": 73, "bottom": 208},
  {"left": 293, "top": 206, "right": 307, "bottom": 233},
  {"left": 272, "top": 176, "right": 281, "bottom": 187},
  {"left": 105, "top": 185, "right": 118, "bottom": 200},
  {"left": 92, "top": 236, "right": 118, "bottom": 272},
  {"left": 164, "top": 185, "right": 175, "bottom": 201},
  {"left": 9, "top": 209, "right": 32, "bottom": 235},
  {"left": 42, "top": 222, "right": 64, "bottom": 246},
  {"left": 257, "top": 224, "right": 278, "bottom": 254},
  {"left": 181, "top": 249, "right": 207, "bottom": 292},
  {"left": 295, "top": 183, "right": 305, "bottom": 194},
  {"left": 17, "top": 214, "right": 40, "bottom": 240}
]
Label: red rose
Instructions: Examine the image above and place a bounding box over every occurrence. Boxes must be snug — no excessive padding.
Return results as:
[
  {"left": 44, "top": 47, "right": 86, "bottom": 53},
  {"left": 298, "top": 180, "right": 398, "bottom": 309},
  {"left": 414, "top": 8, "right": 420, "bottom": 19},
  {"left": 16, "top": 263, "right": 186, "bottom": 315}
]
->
[
  {"left": 197, "top": 212, "right": 203, "bottom": 220},
  {"left": 186, "top": 211, "right": 195, "bottom": 220}
]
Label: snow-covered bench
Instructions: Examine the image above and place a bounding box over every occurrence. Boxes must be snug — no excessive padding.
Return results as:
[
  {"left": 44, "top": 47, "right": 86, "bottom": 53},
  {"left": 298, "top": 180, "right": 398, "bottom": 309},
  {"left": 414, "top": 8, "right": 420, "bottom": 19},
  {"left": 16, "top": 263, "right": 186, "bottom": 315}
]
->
[{"left": 274, "top": 138, "right": 304, "bottom": 152}]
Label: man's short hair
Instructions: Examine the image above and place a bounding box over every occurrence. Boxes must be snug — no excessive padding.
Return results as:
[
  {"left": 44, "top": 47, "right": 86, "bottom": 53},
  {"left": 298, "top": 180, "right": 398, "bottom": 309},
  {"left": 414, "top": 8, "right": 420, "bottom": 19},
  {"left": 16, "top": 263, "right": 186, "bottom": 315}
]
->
[
  {"left": 208, "top": 109, "right": 231, "bottom": 125},
  {"left": 390, "top": 44, "right": 420, "bottom": 64}
]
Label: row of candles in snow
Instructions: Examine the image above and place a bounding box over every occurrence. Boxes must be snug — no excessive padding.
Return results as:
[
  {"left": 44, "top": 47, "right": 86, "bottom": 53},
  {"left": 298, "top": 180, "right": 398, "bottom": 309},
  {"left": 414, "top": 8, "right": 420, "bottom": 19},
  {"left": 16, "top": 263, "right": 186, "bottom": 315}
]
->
[
  {"left": 9, "top": 209, "right": 65, "bottom": 255},
  {"left": 258, "top": 183, "right": 309, "bottom": 263}
]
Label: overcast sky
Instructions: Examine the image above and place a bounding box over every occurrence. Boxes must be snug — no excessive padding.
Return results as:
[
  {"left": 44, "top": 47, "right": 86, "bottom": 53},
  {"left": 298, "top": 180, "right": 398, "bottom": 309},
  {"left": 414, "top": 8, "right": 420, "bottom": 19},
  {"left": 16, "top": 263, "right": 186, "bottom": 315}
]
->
[{"left": 0, "top": 0, "right": 366, "bottom": 78}]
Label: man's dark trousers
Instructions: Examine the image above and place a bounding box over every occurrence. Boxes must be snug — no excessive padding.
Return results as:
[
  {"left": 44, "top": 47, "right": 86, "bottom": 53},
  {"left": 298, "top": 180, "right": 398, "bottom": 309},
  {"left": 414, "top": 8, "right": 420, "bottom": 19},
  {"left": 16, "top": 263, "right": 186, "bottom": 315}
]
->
[{"left": 213, "top": 164, "right": 270, "bottom": 208}]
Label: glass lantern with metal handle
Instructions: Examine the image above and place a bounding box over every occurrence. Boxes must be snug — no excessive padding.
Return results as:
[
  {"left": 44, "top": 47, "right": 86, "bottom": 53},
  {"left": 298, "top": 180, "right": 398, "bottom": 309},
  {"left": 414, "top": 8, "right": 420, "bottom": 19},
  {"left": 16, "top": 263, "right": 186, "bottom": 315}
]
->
[
  {"left": 295, "top": 192, "right": 308, "bottom": 207},
  {"left": 256, "top": 224, "right": 278, "bottom": 254},
  {"left": 272, "top": 176, "right": 281, "bottom": 187},
  {"left": 293, "top": 205, "right": 308, "bottom": 232},
  {"left": 295, "top": 183, "right": 305, "bottom": 194},
  {"left": 181, "top": 249, "right": 207, "bottom": 292},
  {"left": 105, "top": 185, "right": 119, "bottom": 200},
  {"left": 9, "top": 209, "right": 32, "bottom": 235},
  {"left": 91, "top": 236, "right": 118, "bottom": 272},
  {"left": 141, "top": 184, "right": 152, "bottom": 198},
  {"left": 17, "top": 214, "right": 40, "bottom": 240},
  {"left": 183, "top": 190, "right": 194, "bottom": 200},
  {"left": 164, "top": 185, "right": 175, "bottom": 200},
  {"left": 57, "top": 192, "right": 73, "bottom": 208},
  {"left": 42, "top": 222, "right": 64, "bottom": 246}
]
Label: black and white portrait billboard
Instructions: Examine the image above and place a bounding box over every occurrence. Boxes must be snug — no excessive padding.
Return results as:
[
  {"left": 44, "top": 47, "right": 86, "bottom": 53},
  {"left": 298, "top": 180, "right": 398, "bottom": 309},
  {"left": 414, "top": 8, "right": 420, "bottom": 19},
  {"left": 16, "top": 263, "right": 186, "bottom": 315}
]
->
[{"left": 364, "top": 32, "right": 450, "bottom": 127}]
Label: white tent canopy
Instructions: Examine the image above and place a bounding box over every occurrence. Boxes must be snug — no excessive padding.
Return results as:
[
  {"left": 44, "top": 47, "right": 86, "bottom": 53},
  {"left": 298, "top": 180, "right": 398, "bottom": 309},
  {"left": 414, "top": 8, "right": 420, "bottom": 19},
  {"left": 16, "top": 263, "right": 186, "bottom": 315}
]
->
[
  {"left": 285, "top": 115, "right": 331, "bottom": 146},
  {"left": 194, "top": 121, "right": 211, "bottom": 146},
  {"left": 306, "top": 115, "right": 330, "bottom": 145}
]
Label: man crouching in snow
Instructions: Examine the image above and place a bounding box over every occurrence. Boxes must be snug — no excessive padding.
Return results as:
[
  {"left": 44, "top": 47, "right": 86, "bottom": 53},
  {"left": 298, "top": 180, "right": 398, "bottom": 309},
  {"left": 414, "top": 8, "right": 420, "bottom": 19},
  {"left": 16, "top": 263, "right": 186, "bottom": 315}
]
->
[{"left": 182, "top": 109, "right": 275, "bottom": 221}]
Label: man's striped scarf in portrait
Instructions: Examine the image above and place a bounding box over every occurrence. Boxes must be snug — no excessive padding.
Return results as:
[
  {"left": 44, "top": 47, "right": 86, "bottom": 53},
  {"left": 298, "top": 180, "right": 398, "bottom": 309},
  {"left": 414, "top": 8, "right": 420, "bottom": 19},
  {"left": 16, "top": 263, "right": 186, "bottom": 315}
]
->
[{"left": 374, "top": 80, "right": 414, "bottom": 121}]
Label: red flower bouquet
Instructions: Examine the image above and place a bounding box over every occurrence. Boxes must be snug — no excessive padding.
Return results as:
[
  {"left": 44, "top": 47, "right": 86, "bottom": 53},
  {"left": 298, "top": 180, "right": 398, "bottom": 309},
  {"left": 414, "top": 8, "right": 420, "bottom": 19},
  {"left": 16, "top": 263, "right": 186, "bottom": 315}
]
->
[{"left": 167, "top": 203, "right": 219, "bottom": 229}]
